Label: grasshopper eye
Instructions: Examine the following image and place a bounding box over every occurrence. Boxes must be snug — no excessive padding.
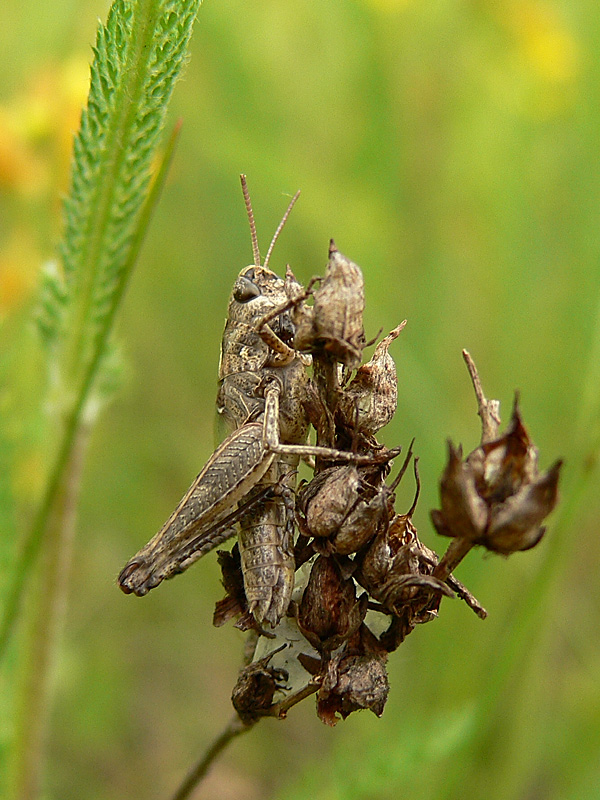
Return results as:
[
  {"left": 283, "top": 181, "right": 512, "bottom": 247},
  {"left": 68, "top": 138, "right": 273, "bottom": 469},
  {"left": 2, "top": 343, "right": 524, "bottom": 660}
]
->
[{"left": 234, "top": 276, "right": 261, "bottom": 303}]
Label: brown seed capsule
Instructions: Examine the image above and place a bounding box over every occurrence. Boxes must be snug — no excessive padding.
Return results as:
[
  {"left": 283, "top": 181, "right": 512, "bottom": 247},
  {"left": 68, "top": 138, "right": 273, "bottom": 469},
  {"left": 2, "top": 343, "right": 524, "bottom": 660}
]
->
[
  {"left": 357, "top": 458, "right": 453, "bottom": 620},
  {"left": 297, "top": 555, "right": 368, "bottom": 653},
  {"left": 337, "top": 323, "right": 405, "bottom": 436},
  {"left": 298, "top": 464, "right": 390, "bottom": 555},
  {"left": 316, "top": 652, "right": 389, "bottom": 726},
  {"left": 358, "top": 510, "right": 453, "bottom": 618},
  {"left": 431, "top": 398, "right": 562, "bottom": 555},
  {"left": 293, "top": 241, "right": 366, "bottom": 368},
  {"left": 213, "top": 545, "right": 253, "bottom": 629},
  {"left": 231, "top": 649, "right": 289, "bottom": 722},
  {"left": 299, "top": 466, "right": 361, "bottom": 539},
  {"left": 331, "top": 488, "right": 388, "bottom": 555}
]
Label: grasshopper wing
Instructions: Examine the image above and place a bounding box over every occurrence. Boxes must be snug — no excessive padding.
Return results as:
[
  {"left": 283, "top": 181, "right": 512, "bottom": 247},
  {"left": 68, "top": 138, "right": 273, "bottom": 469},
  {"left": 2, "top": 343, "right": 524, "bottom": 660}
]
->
[{"left": 118, "top": 421, "right": 275, "bottom": 596}]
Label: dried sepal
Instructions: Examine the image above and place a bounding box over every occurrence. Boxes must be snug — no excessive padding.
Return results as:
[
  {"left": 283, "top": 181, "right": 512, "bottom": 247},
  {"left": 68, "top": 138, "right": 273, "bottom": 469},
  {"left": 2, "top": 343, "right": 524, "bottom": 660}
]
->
[
  {"left": 293, "top": 241, "right": 366, "bottom": 368},
  {"left": 486, "top": 459, "right": 562, "bottom": 553},
  {"left": 430, "top": 441, "right": 488, "bottom": 543},
  {"left": 213, "top": 546, "right": 254, "bottom": 630},
  {"left": 297, "top": 555, "right": 368, "bottom": 653},
  {"left": 231, "top": 647, "right": 289, "bottom": 723},
  {"left": 337, "top": 323, "right": 405, "bottom": 436},
  {"left": 316, "top": 652, "right": 389, "bottom": 726}
]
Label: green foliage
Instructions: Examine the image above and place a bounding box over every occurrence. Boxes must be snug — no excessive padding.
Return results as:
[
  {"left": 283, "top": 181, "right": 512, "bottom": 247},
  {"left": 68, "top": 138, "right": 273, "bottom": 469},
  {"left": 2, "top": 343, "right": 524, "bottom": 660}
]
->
[
  {"left": 0, "top": 0, "right": 201, "bottom": 796},
  {"left": 1, "top": 0, "right": 201, "bottom": 655},
  {"left": 53, "top": 0, "right": 200, "bottom": 393}
]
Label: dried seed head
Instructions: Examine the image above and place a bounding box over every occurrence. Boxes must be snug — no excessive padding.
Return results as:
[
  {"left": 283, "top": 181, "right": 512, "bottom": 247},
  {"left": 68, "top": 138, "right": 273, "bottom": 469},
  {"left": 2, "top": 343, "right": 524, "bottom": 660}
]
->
[
  {"left": 299, "top": 466, "right": 361, "bottom": 539},
  {"left": 297, "top": 555, "right": 368, "bottom": 653},
  {"left": 337, "top": 323, "right": 405, "bottom": 436},
  {"left": 357, "top": 459, "right": 453, "bottom": 619},
  {"left": 293, "top": 241, "right": 366, "bottom": 368},
  {"left": 213, "top": 546, "right": 254, "bottom": 630},
  {"left": 231, "top": 649, "right": 289, "bottom": 722},
  {"left": 317, "top": 653, "right": 389, "bottom": 726},
  {"left": 298, "top": 464, "right": 390, "bottom": 555},
  {"left": 359, "top": 511, "right": 452, "bottom": 617},
  {"left": 431, "top": 398, "right": 562, "bottom": 555}
]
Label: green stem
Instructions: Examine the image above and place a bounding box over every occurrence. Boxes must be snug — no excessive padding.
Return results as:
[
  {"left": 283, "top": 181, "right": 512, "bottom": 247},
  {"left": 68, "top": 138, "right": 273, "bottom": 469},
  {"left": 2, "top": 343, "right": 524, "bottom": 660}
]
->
[
  {"left": 9, "top": 423, "right": 90, "bottom": 800},
  {"left": 169, "top": 715, "right": 254, "bottom": 800},
  {"left": 0, "top": 118, "right": 181, "bottom": 662}
]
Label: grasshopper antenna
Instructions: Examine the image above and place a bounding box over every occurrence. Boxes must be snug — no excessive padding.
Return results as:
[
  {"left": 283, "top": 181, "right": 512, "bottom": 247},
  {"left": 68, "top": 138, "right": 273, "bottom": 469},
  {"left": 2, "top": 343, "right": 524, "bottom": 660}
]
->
[
  {"left": 240, "top": 174, "right": 261, "bottom": 268},
  {"left": 263, "top": 189, "right": 300, "bottom": 270}
]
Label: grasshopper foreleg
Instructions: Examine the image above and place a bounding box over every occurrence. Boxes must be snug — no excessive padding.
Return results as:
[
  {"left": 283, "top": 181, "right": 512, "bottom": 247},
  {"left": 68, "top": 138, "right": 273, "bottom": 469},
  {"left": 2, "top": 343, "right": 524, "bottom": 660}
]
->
[{"left": 262, "top": 381, "right": 401, "bottom": 466}]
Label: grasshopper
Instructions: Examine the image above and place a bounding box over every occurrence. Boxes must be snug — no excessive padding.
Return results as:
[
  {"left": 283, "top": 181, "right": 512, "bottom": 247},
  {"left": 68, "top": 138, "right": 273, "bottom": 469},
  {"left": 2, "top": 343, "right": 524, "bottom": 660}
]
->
[{"left": 118, "top": 176, "right": 377, "bottom": 626}]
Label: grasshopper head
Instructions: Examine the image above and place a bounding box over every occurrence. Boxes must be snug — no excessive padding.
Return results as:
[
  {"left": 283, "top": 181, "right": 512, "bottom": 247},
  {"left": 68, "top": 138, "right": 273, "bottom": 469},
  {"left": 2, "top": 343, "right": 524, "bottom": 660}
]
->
[{"left": 227, "top": 265, "right": 295, "bottom": 344}]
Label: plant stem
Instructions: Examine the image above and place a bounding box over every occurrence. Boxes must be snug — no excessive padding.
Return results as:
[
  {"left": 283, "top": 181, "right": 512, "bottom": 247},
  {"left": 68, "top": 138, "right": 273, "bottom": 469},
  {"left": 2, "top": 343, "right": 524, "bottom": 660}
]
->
[
  {"left": 9, "top": 423, "right": 89, "bottom": 800},
  {"left": 433, "top": 536, "right": 474, "bottom": 582},
  {"left": 0, "top": 119, "right": 182, "bottom": 662},
  {"left": 169, "top": 715, "right": 255, "bottom": 800}
]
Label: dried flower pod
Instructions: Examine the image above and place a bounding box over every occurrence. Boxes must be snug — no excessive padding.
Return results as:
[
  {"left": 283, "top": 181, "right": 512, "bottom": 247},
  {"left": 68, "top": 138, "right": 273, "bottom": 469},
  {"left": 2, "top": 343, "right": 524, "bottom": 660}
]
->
[
  {"left": 298, "top": 464, "right": 390, "bottom": 555},
  {"left": 356, "top": 456, "right": 453, "bottom": 626},
  {"left": 358, "top": 509, "right": 452, "bottom": 618},
  {"left": 337, "top": 323, "right": 405, "bottom": 436},
  {"left": 293, "top": 241, "right": 366, "bottom": 368},
  {"left": 299, "top": 466, "right": 361, "bottom": 539},
  {"left": 431, "top": 399, "right": 562, "bottom": 555},
  {"left": 297, "top": 555, "right": 368, "bottom": 653},
  {"left": 331, "top": 489, "right": 388, "bottom": 555},
  {"left": 231, "top": 649, "right": 289, "bottom": 722},
  {"left": 317, "top": 652, "right": 389, "bottom": 726},
  {"left": 430, "top": 442, "right": 488, "bottom": 543},
  {"left": 213, "top": 546, "right": 253, "bottom": 630}
]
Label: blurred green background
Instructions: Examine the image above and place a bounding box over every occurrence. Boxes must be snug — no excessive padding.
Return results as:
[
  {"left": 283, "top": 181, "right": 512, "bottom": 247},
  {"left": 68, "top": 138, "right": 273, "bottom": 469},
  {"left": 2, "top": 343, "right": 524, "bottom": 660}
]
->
[{"left": 1, "top": 0, "right": 599, "bottom": 798}]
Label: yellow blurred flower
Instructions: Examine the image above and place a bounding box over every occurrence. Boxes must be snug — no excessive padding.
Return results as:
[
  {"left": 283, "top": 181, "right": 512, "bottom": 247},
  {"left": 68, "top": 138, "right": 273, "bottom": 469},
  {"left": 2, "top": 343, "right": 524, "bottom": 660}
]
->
[
  {"left": 493, "top": 0, "right": 581, "bottom": 117},
  {"left": 0, "top": 56, "right": 89, "bottom": 195},
  {"left": 0, "top": 109, "right": 46, "bottom": 195},
  {"left": 0, "top": 57, "right": 89, "bottom": 314},
  {"left": 0, "top": 228, "right": 40, "bottom": 316},
  {"left": 507, "top": 1, "right": 580, "bottom": 84}
]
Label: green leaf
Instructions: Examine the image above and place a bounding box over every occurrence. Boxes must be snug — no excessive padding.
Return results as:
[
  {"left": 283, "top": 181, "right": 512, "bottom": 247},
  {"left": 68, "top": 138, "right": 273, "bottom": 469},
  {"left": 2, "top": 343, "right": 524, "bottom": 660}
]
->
[
  {"left": 0, "top": 0, "right": 201, "bottom": 660},
  {"left": 58, "top": 0, "right": 200, "bottom": 390}
]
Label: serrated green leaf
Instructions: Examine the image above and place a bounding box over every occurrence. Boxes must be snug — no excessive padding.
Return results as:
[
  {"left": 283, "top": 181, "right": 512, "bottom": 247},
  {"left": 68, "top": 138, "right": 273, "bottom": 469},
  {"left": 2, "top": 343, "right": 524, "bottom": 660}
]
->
[
  {"left": 58, "top": 0, "right": 201, "bottom": 389},
  {"left": 1, "top": 0, "right": 201, "bottom": 662}
]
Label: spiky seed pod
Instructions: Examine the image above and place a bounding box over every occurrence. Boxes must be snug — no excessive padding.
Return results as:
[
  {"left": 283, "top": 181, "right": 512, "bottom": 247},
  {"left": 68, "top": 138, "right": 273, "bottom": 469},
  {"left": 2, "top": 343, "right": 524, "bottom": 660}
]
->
[
  {"left": 431, "top": 399, "right": 562, "bottom": 554},
  {"left": 337, "top": 323, "right": 405, "bottom": 436},
  {"left": 293, "top": 241, "right": 366, "bottom": 368}
]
